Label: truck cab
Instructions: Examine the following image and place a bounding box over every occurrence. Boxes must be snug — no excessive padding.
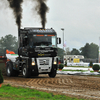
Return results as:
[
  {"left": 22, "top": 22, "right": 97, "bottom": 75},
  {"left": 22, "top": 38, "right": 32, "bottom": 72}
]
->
[{"left": 6, "top": 28, "right": 61, "bottom": 78}]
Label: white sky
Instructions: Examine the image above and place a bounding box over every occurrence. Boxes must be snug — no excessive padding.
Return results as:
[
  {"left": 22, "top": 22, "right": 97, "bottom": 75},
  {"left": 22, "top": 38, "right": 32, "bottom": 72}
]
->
[{"left": 0, "top": 0, "right": 100, "bottom": 51}]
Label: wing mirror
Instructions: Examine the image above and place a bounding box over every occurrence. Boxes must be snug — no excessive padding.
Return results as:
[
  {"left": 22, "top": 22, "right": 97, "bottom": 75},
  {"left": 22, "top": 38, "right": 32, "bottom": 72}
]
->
[{"left": 57, "top": 38, "right": 61, "bottom": 44}]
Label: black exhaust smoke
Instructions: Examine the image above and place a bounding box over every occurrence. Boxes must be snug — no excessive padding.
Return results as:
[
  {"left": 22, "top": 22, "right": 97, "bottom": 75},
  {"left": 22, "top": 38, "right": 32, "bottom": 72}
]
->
[
  {"left": 35, "top": 0, "right": 49, "bottom": 28},
  {"left": 7, "top": 0, "right": 23, "bottom": 29}
]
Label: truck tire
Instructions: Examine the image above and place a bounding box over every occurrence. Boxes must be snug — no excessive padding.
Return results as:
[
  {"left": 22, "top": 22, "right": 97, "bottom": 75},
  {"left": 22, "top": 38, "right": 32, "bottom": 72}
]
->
[
  {"left": 48, "top": 70, "right": 57, "bottom": 78},
  {"left": 6, "top": 61, "right": 14, "bottom": 77},
  {"left": 22, "top": 64, "right": 31, "bottom": 78}
]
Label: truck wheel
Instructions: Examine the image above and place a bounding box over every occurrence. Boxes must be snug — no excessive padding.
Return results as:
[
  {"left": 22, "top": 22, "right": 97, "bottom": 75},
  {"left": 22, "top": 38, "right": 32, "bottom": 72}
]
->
[
  {"left": 6, "top": 61, "right": 14, "bottom": 77},
  {"left": 22, "top": 64, "right": 31, "bottom": 78},
  {"left": 48, "top": 70, "right": 57, "bottom": 78}
]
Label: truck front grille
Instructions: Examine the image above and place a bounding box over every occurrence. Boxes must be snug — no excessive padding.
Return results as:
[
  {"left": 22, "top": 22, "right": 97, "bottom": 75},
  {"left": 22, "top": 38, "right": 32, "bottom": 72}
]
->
[
  {"left": 36, "top": 57, "right": 52, "bottom": 73},
  {"left": 39, "top": 59, "right": 49, "bottom": 65}
]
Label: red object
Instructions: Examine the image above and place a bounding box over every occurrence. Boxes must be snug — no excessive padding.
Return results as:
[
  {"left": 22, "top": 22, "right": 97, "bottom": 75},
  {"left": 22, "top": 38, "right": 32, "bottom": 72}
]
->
[
  {"left": 0, "top": 84, "right": 2, "bottom": 88},
  {"left": 58, "top": 61, "right": 61, "bottom": 64},
  {"left": 6, "top": 50, "right": 15, "bottom": 54}
]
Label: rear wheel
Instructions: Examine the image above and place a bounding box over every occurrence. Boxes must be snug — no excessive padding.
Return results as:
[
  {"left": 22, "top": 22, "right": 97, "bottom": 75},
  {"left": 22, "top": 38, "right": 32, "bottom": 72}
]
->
[
  {"left": 6, "top": 61, "right": 19, "bottom": 77},
  {"left": 22, "top": 64, "right": 31, "bottom": 78}
]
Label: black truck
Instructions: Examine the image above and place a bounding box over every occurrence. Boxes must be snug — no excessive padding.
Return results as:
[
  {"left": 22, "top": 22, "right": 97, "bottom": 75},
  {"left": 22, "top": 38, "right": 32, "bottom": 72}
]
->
[{"left": 6, "top": 27, "right": 61, "bottom": 78}]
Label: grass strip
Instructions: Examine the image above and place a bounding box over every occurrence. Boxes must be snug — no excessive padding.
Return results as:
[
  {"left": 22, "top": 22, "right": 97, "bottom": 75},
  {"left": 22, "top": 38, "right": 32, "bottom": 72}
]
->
[
  {"left": 64, "top": 66, "right": 88, "bottom": 68},
  {"left": 62, "top": 69, "right": 88, "bottom": 72},
  {"left": 0, "top": 84, "right": 85, "bottom": 100},
  {"left": 62, "top": 69, "right": 99, "bottom": 73}
]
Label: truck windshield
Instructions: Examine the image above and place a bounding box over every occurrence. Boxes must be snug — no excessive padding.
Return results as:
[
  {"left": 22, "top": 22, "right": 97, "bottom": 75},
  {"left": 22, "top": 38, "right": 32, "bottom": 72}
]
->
[{"left": 28, "top": 35, "right": 57, "bottom": 48}]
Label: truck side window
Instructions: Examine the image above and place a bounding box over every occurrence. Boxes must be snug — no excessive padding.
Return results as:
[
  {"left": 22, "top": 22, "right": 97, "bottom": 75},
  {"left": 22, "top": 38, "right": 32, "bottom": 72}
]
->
[{"left": 23, "top": 36, "right": 28, "bottom": 46}]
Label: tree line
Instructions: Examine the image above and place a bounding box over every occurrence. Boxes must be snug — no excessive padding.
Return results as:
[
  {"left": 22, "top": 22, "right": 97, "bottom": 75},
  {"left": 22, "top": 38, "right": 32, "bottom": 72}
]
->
[
  {"left": 0, "top": 34, "right": 99, "bottom": 59},
  {"left": 64, "top": 43, "right": 99, "bottom": 59},
  {"left": 0, "top": 34, "right": 18, "bottom": 54}
]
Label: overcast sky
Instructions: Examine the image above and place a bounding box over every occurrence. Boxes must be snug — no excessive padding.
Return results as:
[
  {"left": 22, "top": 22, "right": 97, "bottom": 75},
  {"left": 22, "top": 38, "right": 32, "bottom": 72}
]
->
[{"left": 0, "top": 0, "right": 100, "bottom": 51}]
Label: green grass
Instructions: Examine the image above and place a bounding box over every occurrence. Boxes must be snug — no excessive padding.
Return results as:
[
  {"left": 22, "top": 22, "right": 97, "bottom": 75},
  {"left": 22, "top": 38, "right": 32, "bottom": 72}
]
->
[
  {"left": 0, "top": 84, "right": 85, "bottom": 100},
  {"left": 62, "top": 69, "right": 88, "bottom": 72},
  {"left": 62, "top": 69, "right": 96, "bottom": 73},
  {"left": 64, "top": 66, "right": 88, "bottom": 68}
]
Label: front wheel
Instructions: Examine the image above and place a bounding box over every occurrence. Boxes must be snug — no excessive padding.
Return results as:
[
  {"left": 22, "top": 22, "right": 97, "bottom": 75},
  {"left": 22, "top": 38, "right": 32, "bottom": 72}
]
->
[
  {"left": 22, "top": 64, "right": 31, "bottom": 78},
  {"left": 6, "top": 61, "right": 14, "bottom": 77},
  {"left": 48, "top": 70, "right": 57, "bottom": 78}
]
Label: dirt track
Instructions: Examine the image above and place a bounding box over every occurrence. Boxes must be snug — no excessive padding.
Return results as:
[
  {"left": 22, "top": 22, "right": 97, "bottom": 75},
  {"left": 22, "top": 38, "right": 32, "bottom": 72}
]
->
[{"left": 3, "top": 74, "right": 100, "bottom": 100}]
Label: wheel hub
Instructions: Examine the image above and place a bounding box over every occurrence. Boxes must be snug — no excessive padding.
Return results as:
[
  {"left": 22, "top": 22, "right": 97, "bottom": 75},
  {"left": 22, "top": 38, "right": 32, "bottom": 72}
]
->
[
  {"left": 7, "top": 67, "right": 10, "bottom": 74},
  {"left": 23, "top": 68, "right": 26, "bottom": 76}
]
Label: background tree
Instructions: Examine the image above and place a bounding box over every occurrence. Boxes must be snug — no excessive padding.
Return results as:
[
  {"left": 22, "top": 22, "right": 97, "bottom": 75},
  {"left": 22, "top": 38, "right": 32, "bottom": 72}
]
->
[
  {"left": 80, "top": 43, "right": 90, "bottom": 58},
  {"left": 65, "top": 47, "right": 71, "bottom": 55},
  {"left": 80, "top": 43, "right": 99, "bottom": 59},
  {"left": 70, "top": 48, "right": 80, "bottom": 55},
  {"left": 0, "top": 34, "right": 18, "bottom": 54},
  {"left": 89, "top": 43, "right": 98, "bottom": 59}
]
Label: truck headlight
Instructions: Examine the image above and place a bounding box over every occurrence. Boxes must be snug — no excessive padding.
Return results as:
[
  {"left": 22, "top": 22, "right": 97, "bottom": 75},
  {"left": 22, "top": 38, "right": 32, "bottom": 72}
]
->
[
  {"left": 32, "top": 58, "right": 35, "bottom": 66},
  {"left": 54, "top": 57, "right": 57, "bottom": 65},
  {"left": 54, "top": 61, "right": 57, "bottom": 65},
  {"left": 32, "top": 61, "right": 35, "bottom": 66}
]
